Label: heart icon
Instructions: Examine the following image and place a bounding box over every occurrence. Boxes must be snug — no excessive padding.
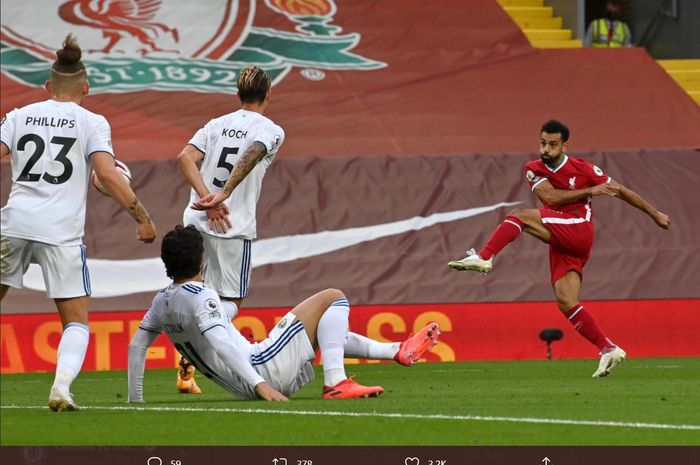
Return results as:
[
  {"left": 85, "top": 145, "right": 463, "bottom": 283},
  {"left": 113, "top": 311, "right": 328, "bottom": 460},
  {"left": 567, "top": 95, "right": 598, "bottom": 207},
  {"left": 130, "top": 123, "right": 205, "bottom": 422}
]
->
[{"left": 405, "top": 458, "right": 420, "bottom": 465}]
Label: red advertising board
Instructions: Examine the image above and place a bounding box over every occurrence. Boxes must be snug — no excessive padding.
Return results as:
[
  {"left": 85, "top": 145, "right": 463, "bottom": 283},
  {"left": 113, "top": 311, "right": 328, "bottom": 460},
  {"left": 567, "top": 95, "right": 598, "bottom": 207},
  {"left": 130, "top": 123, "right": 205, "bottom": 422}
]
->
[{"left": 2, "top": 300, "right": 698, "bottom": 374}]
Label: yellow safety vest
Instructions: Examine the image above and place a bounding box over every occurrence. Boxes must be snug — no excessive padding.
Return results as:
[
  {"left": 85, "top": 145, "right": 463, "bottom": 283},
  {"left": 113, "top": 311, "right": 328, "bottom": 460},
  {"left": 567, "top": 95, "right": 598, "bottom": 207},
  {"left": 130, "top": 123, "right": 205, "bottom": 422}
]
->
[{"left": 592, "top": 19, "right": 628, "bottom": 48}]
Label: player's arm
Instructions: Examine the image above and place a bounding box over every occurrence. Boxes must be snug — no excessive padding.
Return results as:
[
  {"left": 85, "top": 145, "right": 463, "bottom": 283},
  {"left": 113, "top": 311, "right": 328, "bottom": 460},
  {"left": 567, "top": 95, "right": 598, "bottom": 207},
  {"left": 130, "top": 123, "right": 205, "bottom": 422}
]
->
[
  {"left": 202, "top": 325, "right": 289, "bottom": 401},
  {"left": 177, "top": 144, "right": 208, "bottom": 198},
  {"left": 92, "top": 152, "right": 157, "bottom": 243},
  {"left": 222, "top": 141, "right": 268, "bottom": 195},
  {"left": 192, "top": 142, "right": 267, "bottom": 211},
  {"left": 1, "top": 110, "right": 14, "bottom": 158},
  {"left": 533, "top": 178, "right": 619, "bottom": 206},
  {"left": 610, "top": 180, "right": 670, "bottom": 229},
  {"left": 177, "top": 144, "right": 231, "bottom": 233},
  {"left": 127, "top": 327, "right": 161, "bottom": 402}
]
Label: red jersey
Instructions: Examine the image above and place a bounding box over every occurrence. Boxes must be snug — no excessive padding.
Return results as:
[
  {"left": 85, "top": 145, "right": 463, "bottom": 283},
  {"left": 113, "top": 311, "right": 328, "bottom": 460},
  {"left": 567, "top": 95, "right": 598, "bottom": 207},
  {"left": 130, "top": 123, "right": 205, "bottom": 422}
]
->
[{"left": 524, "top": 155, "right": 611, "bottom": 219}]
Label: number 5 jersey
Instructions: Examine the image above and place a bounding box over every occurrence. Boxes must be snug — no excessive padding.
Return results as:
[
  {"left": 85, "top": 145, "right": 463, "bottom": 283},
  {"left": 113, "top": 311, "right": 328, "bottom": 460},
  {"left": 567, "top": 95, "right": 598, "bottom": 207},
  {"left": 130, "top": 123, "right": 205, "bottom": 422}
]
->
[{"left": 182, "top": 109, "right": 284, "bottom": 239}]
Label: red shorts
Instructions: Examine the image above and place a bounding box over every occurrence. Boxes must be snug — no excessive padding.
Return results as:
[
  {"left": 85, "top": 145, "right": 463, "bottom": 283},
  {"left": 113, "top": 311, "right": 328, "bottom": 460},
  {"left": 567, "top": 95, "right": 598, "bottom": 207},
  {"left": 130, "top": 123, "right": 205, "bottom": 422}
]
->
[{"left": 540, "top": 208, "right": 594, "bottom": 284}]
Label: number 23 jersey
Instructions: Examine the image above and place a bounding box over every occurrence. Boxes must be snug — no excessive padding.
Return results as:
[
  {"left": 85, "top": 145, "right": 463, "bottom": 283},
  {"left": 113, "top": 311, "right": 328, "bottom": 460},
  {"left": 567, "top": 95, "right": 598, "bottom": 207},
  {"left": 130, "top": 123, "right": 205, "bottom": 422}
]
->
[{"left": 1, "top": 100, "right": 113, "bottom": 245}]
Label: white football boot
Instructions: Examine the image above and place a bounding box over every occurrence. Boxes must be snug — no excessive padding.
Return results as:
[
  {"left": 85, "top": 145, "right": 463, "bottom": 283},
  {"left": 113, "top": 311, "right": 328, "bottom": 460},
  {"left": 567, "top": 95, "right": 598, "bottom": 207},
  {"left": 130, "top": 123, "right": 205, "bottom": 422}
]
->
[
  {"left": 48, "top": 385, "right": 80, "bottom": 412},
  {"left": 447, "top": 248, "right": 493, "bottom": 275},
  {"left": 592, "top": 346, "right": 627, "bottom": 378}
]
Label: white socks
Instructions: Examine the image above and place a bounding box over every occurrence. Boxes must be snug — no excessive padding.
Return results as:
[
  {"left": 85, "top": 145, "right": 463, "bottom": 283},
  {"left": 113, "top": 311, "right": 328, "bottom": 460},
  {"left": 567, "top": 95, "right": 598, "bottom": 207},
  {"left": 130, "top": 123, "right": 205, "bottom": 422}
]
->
[
  {"left": 317, "top": 298, "right": 350, "bottom": 387},
  {"left": 344, "top": 332, "right": 400, "bottom": 360},
  {"left": 51, "top": 322, "right": 89, "bottom": 393}
]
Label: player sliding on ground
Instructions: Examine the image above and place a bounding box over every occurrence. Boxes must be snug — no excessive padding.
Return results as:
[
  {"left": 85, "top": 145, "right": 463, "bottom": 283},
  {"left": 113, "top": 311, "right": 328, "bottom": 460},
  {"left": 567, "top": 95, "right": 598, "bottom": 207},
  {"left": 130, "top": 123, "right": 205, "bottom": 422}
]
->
[
  {"left": 128, "top": 225, "right": 441, "bottom": 402},
  {"left": 448, "top": 119, "right": 670, "bottom": 378}
]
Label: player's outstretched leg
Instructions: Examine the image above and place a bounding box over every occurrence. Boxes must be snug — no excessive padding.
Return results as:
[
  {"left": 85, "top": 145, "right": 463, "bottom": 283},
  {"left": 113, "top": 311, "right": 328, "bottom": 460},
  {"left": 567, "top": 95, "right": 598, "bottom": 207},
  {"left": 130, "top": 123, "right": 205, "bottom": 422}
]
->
[
  {"left": 177, "top": 357, "right": 202, "bottom": 394},
  {"left": 394, "top": 322, "right": 441, "bottom": 366},
  {"left": 592, "top": 346, "right": 627, "bottom": 378},
  {"left": 449, "top": 215, "right": 530, "bottom": 274},
  {"left": 448, "top": 248, "right": 493, "bottom": 274},
  {"left": 292, "top": 290, "right": 384, "bottom": 399},
  {"left": 342, "top": 322, "right": 441, "bottom": 367},
  {"left": 323, "top": 375, "right": 384, "bottom": 399}
]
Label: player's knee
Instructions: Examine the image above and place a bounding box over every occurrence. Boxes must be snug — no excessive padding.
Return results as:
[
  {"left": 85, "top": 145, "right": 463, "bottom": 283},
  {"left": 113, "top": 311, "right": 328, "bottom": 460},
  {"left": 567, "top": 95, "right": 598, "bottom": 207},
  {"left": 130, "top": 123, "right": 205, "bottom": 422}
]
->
[
  {"left": 554, "top": 294, "right": 576, "bottom": 312},
  {"left": 508, "top": 208, "right": 540, "bottom": 225},
  {"left": 507, "top": 208, "right": 526, "bottom": 220},
  {"left": 555, "top": 300, "right": 572, "bottom": 313},
  {"left": 319, "top": 288, "right": 345, "bottom": 305},
  {"left": 322, "top": 288, "right": 345, "bottom": 302}
]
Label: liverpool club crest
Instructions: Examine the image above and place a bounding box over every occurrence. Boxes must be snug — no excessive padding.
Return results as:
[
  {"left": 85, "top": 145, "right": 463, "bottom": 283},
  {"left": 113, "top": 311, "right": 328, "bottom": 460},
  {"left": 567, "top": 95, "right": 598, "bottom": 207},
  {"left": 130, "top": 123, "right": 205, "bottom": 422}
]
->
[{"left": 1, "top": 0, "right": 385, "bottom": 94}]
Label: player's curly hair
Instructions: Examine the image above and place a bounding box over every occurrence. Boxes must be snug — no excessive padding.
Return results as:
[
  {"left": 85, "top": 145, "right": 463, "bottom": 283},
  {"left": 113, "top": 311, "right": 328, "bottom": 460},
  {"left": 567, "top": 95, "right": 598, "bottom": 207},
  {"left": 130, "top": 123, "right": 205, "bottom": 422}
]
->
[
  {"left": 541, "top": 119, "right": 570, "bottom": 142},
  {"left": 161, "top": 225, "right": 204, "bottom": 280},
  {"left": 237, "top": 66, "right": 271, "bottom": 104}
]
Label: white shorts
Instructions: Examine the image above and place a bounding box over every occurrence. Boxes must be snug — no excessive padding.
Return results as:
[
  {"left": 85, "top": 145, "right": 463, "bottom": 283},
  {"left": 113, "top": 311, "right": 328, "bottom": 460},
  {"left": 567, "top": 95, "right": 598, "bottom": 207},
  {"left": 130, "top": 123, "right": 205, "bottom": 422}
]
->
[
  {"left": 0, "top": 235, "right": 91, "bottom": 298},
  {"left": 251, "top": 312, "right": 316, "bottom": 397},
  {"left": 201, "top": 234, "right": 252, "bottom": 299}
]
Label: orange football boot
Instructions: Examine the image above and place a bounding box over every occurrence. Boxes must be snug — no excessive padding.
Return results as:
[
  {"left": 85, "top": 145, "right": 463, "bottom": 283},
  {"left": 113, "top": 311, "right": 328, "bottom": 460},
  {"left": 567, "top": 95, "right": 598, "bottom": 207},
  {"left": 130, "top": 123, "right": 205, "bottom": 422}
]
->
[
  {"left": 394, "top": 322, "right": 441, "bottom": 366},
  {"left": 176, "top": 357, "right": 202, "bottom": 394},
  {"left": 322, "top": 376, "right": 384, "bottom": 399}
]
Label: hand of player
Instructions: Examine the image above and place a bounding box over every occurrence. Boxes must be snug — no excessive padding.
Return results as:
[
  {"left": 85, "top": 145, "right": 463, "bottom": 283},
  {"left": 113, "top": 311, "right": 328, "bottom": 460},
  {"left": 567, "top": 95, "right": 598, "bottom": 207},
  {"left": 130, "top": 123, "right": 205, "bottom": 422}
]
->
[
  {"left": 590, "top": 183, "right": 620, "bottom": 197},
  {"left": 653, "top": 211, "right": 670, "bottom": 230},
  {"left": 206, "top": 204, "right": 232, "bottom": 234},
  {"left": 136, "top": 222, "right": 157, "bottom": 243},
  {"left": 192, "top": 192, "right": 229, "bottom": 211},
  {"left": 255, "top": 382, "right": 289, "bottom": 401}
]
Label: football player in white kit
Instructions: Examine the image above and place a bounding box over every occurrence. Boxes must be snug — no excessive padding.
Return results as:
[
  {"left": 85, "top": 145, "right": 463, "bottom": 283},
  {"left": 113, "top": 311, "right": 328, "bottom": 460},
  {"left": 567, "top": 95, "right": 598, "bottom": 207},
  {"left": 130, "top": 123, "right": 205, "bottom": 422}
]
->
[
  {"left": 128, "top": 225, "right": 441, "bottom": 401},
  {"left": 174, "top": 66, "right": 284, "bottom": 393},
  {"left": 0, "top": 35, "right": 157, "bottom": 411}
]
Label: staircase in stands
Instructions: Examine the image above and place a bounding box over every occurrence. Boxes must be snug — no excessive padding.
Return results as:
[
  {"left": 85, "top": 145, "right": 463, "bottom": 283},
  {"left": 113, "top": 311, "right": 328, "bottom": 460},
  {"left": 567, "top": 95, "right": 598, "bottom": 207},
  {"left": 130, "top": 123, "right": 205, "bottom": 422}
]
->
[
  {"left": 497, "top": 0, "right": 700, "bottom": 106},
  {"left": 658, "top": 60, "right": 700, "bottom": 105},
  {"left": 497, "top": 0, "right": 581, "bottom": 48}
]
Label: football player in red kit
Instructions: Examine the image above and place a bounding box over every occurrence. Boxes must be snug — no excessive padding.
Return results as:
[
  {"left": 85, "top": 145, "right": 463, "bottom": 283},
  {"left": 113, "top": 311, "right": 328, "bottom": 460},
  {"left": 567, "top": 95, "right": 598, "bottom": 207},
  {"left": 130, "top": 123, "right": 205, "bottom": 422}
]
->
[{"left": 448, "top": 119, "right": 670, "bottom": 377}]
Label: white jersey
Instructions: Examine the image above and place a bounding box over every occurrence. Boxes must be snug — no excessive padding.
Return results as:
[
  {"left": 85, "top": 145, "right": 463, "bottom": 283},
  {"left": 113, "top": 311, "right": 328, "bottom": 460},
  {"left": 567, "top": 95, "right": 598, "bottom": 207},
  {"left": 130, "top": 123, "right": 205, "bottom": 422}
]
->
[
  {"left": 1, "top": 100, "right": 113, "bottom": 245},
  {"left": 183, "top": 109, "right": 284, "bottom": 239},
  {"left": 140, "top": 281, "right": 265, "bottom": 398}
]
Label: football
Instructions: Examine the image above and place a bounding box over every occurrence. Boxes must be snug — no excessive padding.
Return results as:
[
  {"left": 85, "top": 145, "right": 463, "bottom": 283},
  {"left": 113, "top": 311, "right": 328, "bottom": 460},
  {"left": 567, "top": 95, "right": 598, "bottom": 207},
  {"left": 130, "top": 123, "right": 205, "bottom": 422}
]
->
[{"left": 92, "top": 159, "right": 132, "bottom": 197}]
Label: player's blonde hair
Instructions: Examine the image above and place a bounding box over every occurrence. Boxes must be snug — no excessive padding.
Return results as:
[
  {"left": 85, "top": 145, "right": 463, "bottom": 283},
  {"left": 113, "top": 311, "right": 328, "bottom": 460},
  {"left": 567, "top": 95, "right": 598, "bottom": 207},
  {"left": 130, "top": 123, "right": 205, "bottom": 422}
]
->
[
  {"left": 50, "top": 34, "right": 87, "bottom": 92},
  {"left": 236, "top": 66, "right": 271, "bottom": 104}
]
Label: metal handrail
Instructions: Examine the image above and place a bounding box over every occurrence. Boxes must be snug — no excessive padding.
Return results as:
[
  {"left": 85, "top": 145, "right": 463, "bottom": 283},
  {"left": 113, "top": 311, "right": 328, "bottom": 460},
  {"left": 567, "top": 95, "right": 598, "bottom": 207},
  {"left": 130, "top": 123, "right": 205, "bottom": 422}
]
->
[{"left": 637, "top": 0, "right": 674, "bottom": 48}]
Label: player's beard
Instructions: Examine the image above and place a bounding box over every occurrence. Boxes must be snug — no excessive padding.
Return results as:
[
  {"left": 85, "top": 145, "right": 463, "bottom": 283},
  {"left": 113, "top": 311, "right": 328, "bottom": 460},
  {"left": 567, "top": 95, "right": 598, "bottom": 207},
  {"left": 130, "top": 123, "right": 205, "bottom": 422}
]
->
[{"left": 540, "top": 151, "right": 561, "bottom": 167}]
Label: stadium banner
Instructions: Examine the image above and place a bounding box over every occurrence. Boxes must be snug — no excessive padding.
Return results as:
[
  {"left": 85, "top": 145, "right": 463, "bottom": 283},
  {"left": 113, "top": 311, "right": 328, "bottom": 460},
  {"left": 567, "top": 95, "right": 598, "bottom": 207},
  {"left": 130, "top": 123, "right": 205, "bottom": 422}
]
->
[
  {"left": 2, "top": 299, "right": 698, "bottom": 374},
  {"left": 3, "top": 1, "right": 700, "bottom": 160}
]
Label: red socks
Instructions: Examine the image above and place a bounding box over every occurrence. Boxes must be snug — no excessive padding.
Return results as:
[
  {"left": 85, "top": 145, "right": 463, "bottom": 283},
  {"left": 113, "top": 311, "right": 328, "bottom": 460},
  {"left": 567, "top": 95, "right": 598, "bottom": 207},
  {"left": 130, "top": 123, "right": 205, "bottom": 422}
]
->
[
  {"left": 479, "top": 216, "right": 524, "bottom": 260},
  {"left": 565, "top": 305, "right": 616, "bottom": 351}
]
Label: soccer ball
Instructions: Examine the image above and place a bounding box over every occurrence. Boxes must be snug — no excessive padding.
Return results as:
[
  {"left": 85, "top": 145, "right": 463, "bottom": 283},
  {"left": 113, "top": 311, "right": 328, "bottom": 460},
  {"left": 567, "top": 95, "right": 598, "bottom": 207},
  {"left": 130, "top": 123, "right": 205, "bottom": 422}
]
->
[{"left": 92, "top": 159, "right": 132, "bottom": 197}]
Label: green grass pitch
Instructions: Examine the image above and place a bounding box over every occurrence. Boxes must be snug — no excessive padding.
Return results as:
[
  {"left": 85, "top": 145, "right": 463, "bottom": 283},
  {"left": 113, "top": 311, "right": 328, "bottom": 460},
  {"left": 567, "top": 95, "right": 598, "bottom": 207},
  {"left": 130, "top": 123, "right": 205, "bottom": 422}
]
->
[{"left": 1, "top": 358, "right": 699, "bottom": 445}]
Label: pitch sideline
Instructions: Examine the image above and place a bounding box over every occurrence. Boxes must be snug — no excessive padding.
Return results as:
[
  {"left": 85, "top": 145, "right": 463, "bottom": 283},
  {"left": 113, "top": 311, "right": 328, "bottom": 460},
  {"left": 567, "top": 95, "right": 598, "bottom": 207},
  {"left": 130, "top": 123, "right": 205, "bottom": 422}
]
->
[{"left": 2, "top": 404, "right": 699, "bottom": 431}]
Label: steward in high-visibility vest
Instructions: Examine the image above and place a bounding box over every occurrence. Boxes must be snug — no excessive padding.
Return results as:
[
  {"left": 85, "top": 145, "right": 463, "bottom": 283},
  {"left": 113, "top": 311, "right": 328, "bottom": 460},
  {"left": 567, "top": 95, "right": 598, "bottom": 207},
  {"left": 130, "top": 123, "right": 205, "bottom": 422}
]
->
[{"left": 586, "top": 18, "right": 632, "bottom": 48}]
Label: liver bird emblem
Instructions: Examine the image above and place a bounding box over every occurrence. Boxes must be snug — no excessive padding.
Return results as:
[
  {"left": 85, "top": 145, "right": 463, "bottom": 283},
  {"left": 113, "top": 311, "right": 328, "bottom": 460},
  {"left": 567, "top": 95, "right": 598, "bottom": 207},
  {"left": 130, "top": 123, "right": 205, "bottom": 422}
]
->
[{"left": 58, "top": 0, "right": 179, "bottom": 55}]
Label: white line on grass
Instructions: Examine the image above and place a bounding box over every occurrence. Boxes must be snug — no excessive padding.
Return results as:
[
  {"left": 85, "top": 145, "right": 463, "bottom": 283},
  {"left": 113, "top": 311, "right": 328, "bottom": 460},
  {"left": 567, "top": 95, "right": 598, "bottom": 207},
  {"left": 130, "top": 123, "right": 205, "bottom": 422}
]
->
[
  {"left": 0, "top": 377, "right": 126, "bottom": 385},
  {"left": 2, "top": 404, "right": 699, "bottom": 431}
]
